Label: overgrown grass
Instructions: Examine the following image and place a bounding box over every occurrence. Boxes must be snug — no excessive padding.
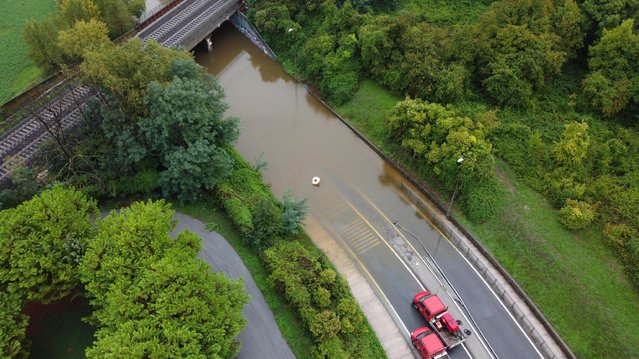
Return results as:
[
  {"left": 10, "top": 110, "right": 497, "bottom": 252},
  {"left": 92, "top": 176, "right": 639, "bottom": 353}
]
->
[
  {"left": 0, "top": 0, "right": 56, "bottom": 105},
  {"left": 398, "top": 0, "right": 490, "bottom": 25},
  {"left": 336, "top": 80, "right": 639, "bottom": 359},
  {"left": 172, "top": 198, "right": 314, "bottom": 359}
]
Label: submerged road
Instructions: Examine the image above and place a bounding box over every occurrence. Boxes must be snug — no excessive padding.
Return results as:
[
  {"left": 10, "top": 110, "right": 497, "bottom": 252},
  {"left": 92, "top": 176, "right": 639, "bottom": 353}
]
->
[{"left": 196, "top": 23, "right": 544, "bottom": 359}]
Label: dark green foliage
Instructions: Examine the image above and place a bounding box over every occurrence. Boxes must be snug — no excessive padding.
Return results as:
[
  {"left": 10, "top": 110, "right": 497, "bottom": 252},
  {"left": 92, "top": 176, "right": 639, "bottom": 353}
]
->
[
  {"left": 462, "top": 0, "right": 583, "bottom": 106},
  {"left": 582, "top": 0, "right": 639, "bottom": 35},
  {"left": 264, "top": 241, "right": 378, "bottom": 358},
  {"left": 216, "top": 149, "right": 301, "bottom": 250},
  {"left": 79, "top": 200, "right": 249, "bottom": 358},
  {"left": 140, "top": 59, "right": 239, "bottom": 201},
  {"left": 582, "top": 19, "right": 639, "bottom": 118},
  {"left": 0, "top": 292, "right": 29, "bottom": 359},
  {"left": 108, "top": 168, "right": 160, "bottom": 197},
  {"left": 461, "top": 176, "right": 505, "bottom": 223},
  {"left": 282, "top": 189, "right": 309, "bottom": 235}
]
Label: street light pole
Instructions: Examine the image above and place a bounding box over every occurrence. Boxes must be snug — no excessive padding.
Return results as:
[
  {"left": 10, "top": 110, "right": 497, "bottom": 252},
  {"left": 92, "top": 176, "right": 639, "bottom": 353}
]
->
[{"left": 446, "top": 157, "right": 464, "bottom": 218}]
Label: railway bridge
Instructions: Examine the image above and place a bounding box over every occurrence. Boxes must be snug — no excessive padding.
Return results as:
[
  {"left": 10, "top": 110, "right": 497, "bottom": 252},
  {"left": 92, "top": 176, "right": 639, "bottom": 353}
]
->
[{"left": 0, "top": 0, "right": 243, "bottom": 185}]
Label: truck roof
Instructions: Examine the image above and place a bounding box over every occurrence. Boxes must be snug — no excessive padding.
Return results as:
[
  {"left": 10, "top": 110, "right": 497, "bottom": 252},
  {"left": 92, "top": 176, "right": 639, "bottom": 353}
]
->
[
  {"left": 418, "top": 331, "right": 447, "bottom": 355},
  {"left": 423, "top": 295, "right": 448, "bottom": 316}
]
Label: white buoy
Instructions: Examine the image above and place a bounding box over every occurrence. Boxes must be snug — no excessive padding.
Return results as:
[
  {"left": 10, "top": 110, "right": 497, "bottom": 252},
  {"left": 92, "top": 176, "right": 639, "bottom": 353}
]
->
[{"left": 312, "top": 177, "right": 321, "bottom": 186}]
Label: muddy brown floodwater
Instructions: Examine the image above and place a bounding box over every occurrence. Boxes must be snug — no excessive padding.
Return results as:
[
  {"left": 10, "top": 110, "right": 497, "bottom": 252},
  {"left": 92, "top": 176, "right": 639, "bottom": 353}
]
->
[{"left": 195, "top": 23, "right": 543, "bottom": 359}]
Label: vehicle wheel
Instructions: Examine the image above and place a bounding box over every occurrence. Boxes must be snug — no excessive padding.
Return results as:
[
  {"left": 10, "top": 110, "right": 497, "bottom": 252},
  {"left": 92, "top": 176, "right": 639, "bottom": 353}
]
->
[{"left": 413, "top": 303, "right": 418, "bottom": 311}]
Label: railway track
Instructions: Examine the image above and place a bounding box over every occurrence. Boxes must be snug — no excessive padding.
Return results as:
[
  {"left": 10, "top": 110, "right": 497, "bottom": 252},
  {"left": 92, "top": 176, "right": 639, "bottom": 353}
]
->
[{"left": 0, "top": 0, "right": 242, "bottom": 186}]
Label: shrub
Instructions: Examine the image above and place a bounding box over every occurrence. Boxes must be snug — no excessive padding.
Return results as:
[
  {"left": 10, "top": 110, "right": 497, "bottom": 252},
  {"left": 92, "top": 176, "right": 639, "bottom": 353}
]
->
[
  {"left": 264, "top": 241, "right": 369, "bottom": 357},
  {"left": 282, "top": 189, "right": 309, "bottom": 235},
  {"left": 604, "top": 223, "right": 639, "bottom": 287},
  {"left": 558, "top": 199, "right": 596, "bottom": 230},
  {"left": 461, "top": 176, "right": 505, "bottom": 223}
]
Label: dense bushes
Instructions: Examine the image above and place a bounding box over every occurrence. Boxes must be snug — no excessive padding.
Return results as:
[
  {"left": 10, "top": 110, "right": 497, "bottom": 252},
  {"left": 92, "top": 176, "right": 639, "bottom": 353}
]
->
[
  {"left": 387, "top": 98, "right": 501, "bottom": 219},
  {"left": 0, "top": 292, "right": 29, "bottom": 359},
  {"left": 264, "top": 241, "right": 382, "bottom": 358},
  {"left": 217, "top": 149, "right": 307, "bottom": 249}
]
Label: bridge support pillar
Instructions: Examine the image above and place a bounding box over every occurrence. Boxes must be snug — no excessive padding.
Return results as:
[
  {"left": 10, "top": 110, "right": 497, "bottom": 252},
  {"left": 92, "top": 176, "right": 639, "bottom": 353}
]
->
[{"left": 205, "top": 35, "right": 213, "bottom": 52}]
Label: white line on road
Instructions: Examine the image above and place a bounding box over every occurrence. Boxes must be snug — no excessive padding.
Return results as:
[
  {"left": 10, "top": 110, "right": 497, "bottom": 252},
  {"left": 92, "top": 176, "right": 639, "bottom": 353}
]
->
[{"left": 392, "top": 187, "right": 544, "bottom": 359}]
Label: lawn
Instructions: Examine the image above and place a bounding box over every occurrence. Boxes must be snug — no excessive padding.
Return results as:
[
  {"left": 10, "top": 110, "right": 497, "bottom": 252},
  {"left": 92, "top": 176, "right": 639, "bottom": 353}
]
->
[
  {"left": 336, "top": 80, "right": 639, "bottom": 358},
  {"left": 0, "top": 0, "right": 57, "bottom": 105}
]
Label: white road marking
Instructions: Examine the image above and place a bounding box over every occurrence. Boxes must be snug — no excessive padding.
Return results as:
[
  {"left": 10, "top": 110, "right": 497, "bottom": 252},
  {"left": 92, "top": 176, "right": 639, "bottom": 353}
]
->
[{"left": 392, "top": 187, "right": 544, "bottom": 359}]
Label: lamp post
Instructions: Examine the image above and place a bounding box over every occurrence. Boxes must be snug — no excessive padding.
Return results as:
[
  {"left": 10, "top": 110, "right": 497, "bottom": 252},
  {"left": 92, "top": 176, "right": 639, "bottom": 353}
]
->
[{"left": 446, "top": 157, "right": 464, "bottom": 218}]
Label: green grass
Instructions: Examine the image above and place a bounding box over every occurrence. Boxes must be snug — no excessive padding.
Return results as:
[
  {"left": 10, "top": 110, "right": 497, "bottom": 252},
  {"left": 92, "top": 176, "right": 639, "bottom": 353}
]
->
[
  {"left": 172, "top": 198, "right": 315, "bottom": 359},
  {"left": 0, "top": 0, "right": 56, "bottom": 105},
  {"left": 336, "top": 80, "right": 639, "bottom": 359},
  {"left": 398, "top": 0, "right": 490, "bottom": 25}
]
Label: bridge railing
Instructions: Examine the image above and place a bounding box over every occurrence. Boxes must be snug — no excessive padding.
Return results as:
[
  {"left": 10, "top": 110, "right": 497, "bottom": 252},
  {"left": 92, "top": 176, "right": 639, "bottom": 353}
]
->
[{"left": 137, "top": 0, "right": 180, "bottom": 24}]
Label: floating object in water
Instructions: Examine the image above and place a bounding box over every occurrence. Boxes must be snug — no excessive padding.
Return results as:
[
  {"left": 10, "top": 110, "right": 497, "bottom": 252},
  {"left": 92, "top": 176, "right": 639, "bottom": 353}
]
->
[{"left": 312, "top": 177, "right": 320, "bottom": 186}]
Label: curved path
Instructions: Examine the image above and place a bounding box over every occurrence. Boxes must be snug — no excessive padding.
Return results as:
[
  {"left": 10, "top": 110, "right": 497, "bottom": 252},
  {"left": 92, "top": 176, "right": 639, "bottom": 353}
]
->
[{"left": 172, "top": 213, "right": 295, "bottom": 359}]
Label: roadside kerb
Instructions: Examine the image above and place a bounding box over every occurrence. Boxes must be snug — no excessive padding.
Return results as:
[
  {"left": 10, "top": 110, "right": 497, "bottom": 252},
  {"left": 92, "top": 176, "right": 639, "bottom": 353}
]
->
[{"left": 305, "top": 88, "right": 576, "bottom": 359}]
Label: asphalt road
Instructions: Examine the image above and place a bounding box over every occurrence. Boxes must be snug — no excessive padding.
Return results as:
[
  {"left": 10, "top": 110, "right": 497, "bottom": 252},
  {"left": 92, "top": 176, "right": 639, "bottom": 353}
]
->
[{"left": 172, "top": 213, "right": 295, "bottom": 359}]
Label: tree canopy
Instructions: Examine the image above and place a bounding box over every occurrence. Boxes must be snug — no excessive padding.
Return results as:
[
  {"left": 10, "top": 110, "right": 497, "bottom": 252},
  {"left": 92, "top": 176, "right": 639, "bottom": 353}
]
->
[
  {"left": 0, "top": 186, "right": 97, "bottom": 303},
  {"left": 80, "top": 200, "right": 249, "bottom": 358}
]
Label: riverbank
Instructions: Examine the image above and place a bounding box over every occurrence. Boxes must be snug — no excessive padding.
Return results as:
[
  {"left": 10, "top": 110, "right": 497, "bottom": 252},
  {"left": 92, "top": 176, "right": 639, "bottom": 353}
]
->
[{"left": 336, "top": 80, "right": 639, "bottom": 358}]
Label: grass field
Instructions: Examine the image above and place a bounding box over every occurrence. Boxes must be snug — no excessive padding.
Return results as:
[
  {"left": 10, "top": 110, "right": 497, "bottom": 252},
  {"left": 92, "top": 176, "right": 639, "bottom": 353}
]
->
[
  {"left": 0, "top": 0, "right": 57, "bottom": 105},
  {"left": 336, "top": 80, "right": 639, "bottom": 358}
]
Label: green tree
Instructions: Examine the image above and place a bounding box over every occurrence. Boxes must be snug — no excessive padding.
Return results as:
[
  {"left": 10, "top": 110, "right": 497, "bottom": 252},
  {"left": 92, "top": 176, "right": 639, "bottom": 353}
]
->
[
  {"left": 282, "top": 189, "right": 309, "bottom": 235},
  {"left": 58, "top": 0, "right": 99, "bottom": 27},
  {"left": 387, "top": 98, "right": 495, "bottom": 187},
  {"left": 0, "top": 292, "right": 29, "bottom": 359},
  {"left": 553, "top": 122, "right": 591, "bottom": 169},
  {"left": 463, "top": 0, "right": 582, "bottom": 106},
  {"left": 22, "top": 18, "right": 64, "bottom": 71},
  {"left": 58, "top": 19, "right": 111, "bottom": 63},
  {"left": 582, "top": 19, "right": 639, "bottom": 117},
  {"left": 582, "top": 0, "right": 639, "bottom": 35},
  {"left": 0, "top": 186, "right": 97, "bottom": 303},
  {"left": 140, "top": 59, "right": 239, "bottom": 202},
  {"left": 81, "top": 38, "right": 189, "bottom": 115}
]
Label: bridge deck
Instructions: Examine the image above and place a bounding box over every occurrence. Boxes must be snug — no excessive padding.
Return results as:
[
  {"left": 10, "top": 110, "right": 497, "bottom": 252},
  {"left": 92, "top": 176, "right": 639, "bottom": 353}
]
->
[{"left": 0, "top": 0, "right": 242, "bottom": 185}]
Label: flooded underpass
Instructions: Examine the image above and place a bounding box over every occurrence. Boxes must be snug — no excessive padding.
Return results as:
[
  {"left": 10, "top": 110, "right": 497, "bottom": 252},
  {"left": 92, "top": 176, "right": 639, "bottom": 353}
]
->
[{"left": 196, "top": 22, "right": 542, "bottom": 359}]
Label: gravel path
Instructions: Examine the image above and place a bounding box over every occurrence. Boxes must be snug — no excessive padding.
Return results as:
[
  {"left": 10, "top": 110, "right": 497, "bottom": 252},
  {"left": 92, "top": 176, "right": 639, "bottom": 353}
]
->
[{"left": 172, "top": 213, "right": 296, "bottom": 359}]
